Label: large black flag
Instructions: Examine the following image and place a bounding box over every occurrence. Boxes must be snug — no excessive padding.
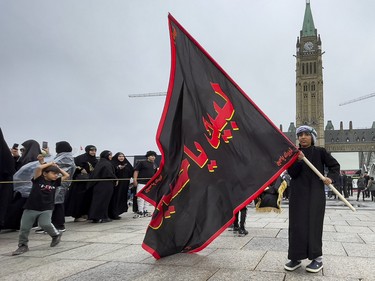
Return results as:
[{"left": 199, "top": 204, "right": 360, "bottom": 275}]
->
[{"left": 138, "top": 14, "right": 299, "bottom": 259}]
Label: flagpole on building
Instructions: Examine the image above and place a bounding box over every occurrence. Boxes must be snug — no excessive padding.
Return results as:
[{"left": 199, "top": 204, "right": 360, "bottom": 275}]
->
[{"left": 302, "top": 157, "right": 356, "bottom": 212}]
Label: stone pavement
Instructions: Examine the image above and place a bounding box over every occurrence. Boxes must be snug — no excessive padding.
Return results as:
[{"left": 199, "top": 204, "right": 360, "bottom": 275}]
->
[{"left": 1, "top": 195, "right": 375, "bottom": 281}]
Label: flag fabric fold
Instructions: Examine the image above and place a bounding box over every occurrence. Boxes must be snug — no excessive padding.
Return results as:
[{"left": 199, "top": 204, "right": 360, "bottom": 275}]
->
[{"left": 138, "top": 14, "right": 299, "bottom": 259}]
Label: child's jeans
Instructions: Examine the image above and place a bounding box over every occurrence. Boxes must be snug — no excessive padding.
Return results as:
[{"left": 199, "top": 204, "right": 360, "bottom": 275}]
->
[{"left": 18, "top": 209, "right": 59, "bottom": 246}]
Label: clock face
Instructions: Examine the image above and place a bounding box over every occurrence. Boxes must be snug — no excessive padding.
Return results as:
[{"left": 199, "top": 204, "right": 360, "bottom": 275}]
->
[{"left": 304, "top": 41, "right": 314, "bottom": 51}]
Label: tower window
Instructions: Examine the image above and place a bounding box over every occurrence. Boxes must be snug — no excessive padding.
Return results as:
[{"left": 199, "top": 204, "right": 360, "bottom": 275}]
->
[
  {"left": 314, "top": 62, "right": 317, "bottom": 73},
  {"left": 302, "top": 63, "right": 304, "bottom": 75},
  {"left": 311, "top": 83, "right": 315, "bottom": 91}
]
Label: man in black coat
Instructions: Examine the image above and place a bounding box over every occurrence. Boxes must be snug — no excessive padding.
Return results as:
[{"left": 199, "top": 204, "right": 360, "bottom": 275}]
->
[
  {"left": 340, "top": 171, "right": 348, "bottom": 198},
  {"left": 284, "top": 125, "right": 340, "bottom": 273}
]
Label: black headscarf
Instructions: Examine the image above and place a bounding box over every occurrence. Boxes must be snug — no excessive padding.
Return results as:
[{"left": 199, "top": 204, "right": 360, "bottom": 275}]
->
[
  {"left": 87, "top": 150, "right": 116, "bottom": 188},
  {"left": 111, "top": 152, "right": 134, "bottom": 178},
  {"left": 112, "top": 152, "right": 127, "bottom": 166},
  {"left": 18, "top": 140, "right": 41, "bottom": 168},
  {"left": 74, "top": 144, "right": 98, "bottom": 174},
  {"left": 100, "top": 150, "right": 112, "bottom": 160},
  {"left": 56, "top": 141, "right": 72, "bottom": 154}
]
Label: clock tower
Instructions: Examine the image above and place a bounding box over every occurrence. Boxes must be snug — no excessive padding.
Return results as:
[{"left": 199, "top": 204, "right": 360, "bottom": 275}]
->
[{"left": 295, "top": 0, "right": 325, "bottom": 146}]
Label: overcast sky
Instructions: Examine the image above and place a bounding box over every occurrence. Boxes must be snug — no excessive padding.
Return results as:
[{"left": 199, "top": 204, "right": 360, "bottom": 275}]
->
[{"left": 1, "top": 0, "right": 374, "bottom": 157}]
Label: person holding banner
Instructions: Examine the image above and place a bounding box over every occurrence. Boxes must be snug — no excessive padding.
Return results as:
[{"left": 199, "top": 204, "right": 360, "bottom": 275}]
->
[{"left": 284, "top": 125, "right": 340, "bottom": 273}]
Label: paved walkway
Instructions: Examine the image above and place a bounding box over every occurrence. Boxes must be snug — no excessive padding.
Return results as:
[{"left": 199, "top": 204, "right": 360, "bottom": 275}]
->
[{"left": 1, "top": 195, "right": 375, "bottom": 281}]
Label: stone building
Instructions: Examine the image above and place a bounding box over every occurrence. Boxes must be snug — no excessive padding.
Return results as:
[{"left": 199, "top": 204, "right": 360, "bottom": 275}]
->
[{"left": 283, "top": 0, "right": 375, "bottom": 173}]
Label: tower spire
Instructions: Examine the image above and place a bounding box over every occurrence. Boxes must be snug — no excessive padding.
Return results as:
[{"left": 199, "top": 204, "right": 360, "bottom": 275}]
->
[{"left": 301, "top": 0, "right": 316, "bottom": 37}]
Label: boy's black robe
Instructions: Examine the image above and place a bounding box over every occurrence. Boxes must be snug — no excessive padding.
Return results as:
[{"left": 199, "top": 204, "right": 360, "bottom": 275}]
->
[{"left": 287, "top": 146, "right": 340, "bottom": 260}]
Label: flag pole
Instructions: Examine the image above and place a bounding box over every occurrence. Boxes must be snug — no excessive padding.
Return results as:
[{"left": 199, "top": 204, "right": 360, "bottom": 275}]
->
[{"left": 302, "top": 157, "right": 356, "bottom": 212}]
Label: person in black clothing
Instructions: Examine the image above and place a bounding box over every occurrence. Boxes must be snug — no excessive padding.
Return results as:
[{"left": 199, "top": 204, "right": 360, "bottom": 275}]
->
[
  {"left": 284, "top": 125, "right": 340, "bottom": 273},
  {"left": 340, "top": 171, "right": 348, "bottom": 198},
  {"left": 133, "top": 150, "right": 158, "bottom": 217},
  {"left": 356, "top": 174, "right": 366, "bottom": 201},
  {"left": 364, "top": 172, "right": 370, "bottom": 198},
  {"left": 88, "top": 150, "right": 117, "bottom": 223},
  {"left": 17, "top": 140, "right": 42, "bottom": 171},
  {"left": 51, "top": 141, "right": 76, "bottom": 231},
  {"left": 12, "top": 162, "right": 70, "bottom": 255},
  {"left": 232, "top": 207, "right": 248, "bottom": 236},
  {"left": 109, "top": 152, "right": 133, "bottom": 220},
  {"left": 10, "top": 143, "right": 20, "bottom": 169},
  {"left": 0, "top": 128, "right": 16, "bottom": 230},
  {"left": 65, "top": 145, "right": 98, "bottom": 222},
  {"left": 3, "top": 139, "right": 41, "bottom": 230}
]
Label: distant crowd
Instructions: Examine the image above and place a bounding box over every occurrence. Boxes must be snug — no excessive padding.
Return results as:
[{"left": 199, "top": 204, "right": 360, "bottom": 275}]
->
[{"left": 0, "top": 138, "right": 158, "bottom": 255}]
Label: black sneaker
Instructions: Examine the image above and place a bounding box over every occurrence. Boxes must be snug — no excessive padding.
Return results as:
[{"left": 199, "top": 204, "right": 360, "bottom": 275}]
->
[
  {"left": 12, "top": 244, "right": 29, "bottom": 256},
  {"left": 284, "top": 260, "right": 301, "bottom": 271},
  {"left": 238, "top": 228, "right": 248, "bottom": 236},
  {"left": 306, "top": 260, "right": 323, "bottom": 273},
  {"left": 50, "top": 231, "right": 63, "bottom": 247}
]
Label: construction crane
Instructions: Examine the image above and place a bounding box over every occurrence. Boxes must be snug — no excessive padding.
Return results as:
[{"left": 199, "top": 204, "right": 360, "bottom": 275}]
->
[
  {"left": 128, "top": 92, "right": 167, "bottom": 98},
  {"left": 339, "top": 92, "right": 375, "bottom": 106}
]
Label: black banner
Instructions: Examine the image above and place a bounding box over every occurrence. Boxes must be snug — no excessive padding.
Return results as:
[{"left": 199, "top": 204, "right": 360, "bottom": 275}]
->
[{"left": 138, "top": 14, "right": 298, "bottom": 259}]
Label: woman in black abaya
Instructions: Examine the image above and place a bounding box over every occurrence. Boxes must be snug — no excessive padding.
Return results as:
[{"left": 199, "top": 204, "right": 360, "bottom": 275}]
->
[
  {"left": 17, "top": 139, "right": 42, "bottom": 171},
  {"left": 64, "top": 145, "right": 98, "bottom": 221},
  {"left": 4, "top": 139, "right": 41, "bottom": 230},
  {"left": 88, "top": 150, "right": 117, "bottom": 223},
  {"left": 109, "top": 152, "right": 134, "bottom": 219},
  {"left": 0, "top": 128, "right": 16, "bottom": 230}
]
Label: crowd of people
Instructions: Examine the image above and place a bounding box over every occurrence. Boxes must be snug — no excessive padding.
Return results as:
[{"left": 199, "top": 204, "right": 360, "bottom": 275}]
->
[
  {"left": 326, "top": 170, "right": 375, "bottom": 202},
  {"left": 0, "top": 127, "right": 373, "bottom": 274},
  {"left": 0, "top": 132, "right": 158, "bottom": 255}
]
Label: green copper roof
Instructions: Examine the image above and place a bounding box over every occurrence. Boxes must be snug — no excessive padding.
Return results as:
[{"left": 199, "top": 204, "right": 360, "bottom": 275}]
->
[{"left": 301, "top": 1, "right": 316, "bottom": 37}]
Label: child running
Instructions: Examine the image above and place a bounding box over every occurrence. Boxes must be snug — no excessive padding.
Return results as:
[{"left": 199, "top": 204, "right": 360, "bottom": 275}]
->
[{"left": 12, "top": 162, "right": 69, "bottom": 255}]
